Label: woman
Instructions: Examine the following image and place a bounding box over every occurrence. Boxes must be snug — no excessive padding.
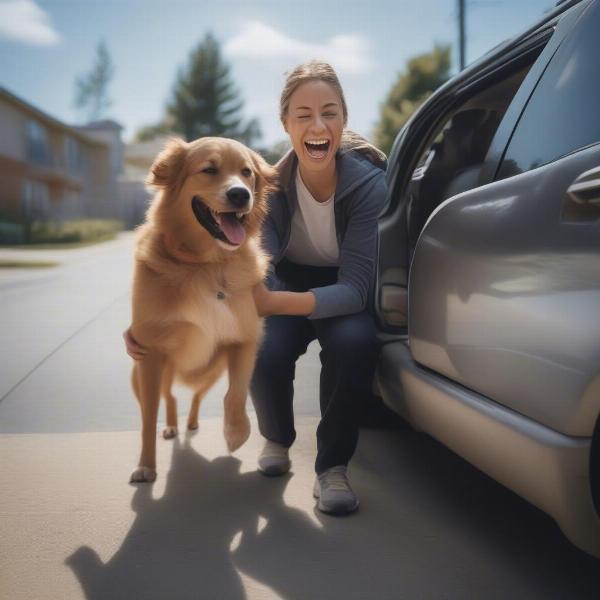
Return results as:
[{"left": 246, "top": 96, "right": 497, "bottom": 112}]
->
[
  {"left": 125, "top": 60, "right": 387, "bottom": 515},
  {"left": 249, "top": 60, "right": 387, "bottom": 515}
]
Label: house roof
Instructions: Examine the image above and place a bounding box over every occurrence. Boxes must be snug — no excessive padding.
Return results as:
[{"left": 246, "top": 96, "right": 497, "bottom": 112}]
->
[{"left": 0, "top": 86, "right": 119, "bottom": 147}]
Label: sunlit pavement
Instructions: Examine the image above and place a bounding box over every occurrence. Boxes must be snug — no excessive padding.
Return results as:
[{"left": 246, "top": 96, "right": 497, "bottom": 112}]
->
[{"left": 1, "top": 233, "right": 599, "bottom": 599}]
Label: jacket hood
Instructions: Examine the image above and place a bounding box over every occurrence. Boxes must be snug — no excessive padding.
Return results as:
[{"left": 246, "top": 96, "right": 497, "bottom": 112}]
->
[{"left": 275, "top": 145, "right": 386, "bottom": 203}]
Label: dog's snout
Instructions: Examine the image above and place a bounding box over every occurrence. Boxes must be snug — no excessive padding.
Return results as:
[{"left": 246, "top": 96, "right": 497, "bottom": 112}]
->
[{"left": 226, "top": 186, "right": 250, "bottom": 208}]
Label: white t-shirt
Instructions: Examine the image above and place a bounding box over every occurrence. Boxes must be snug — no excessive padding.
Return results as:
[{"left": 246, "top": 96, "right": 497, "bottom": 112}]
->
[{"left": 284, "top": 170, "right": 340, "bottom": 267}]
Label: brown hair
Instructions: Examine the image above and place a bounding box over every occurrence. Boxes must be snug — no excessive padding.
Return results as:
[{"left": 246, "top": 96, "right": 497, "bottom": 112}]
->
[{"left": 279, "top": 60, "right": 387, "bottom": 166}]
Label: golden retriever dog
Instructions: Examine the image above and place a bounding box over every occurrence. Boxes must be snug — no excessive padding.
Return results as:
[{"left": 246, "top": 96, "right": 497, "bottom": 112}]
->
[{"left": 129, "top": 136, "right": 275, "bottom": 483}]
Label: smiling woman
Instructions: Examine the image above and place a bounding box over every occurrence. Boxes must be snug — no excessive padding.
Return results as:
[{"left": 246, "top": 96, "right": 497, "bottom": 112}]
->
[{"left": 249, "top": 60, "right": 388, "bottom": 516}]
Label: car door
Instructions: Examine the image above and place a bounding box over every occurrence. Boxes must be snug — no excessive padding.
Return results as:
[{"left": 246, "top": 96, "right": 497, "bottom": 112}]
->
[{"left": 407, "top": 0, "right": 600, "bottom": 438}]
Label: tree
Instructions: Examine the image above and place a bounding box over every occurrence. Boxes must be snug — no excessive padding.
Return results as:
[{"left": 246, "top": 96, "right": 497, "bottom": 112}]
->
[
  {"left": 374, "top": 45, "right": 451, "bottom": 155},
  {"left": 136, "top": 32, "right": 261, "bottom": 145},
  {"left": 74, "top": 41, "right": 114, "bottom": 123},
  {"left": 258, "top": 139, "right": 291, "bottom": 165}
]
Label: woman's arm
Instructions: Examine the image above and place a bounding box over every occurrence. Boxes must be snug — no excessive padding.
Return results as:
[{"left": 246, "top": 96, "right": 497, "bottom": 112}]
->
[
  {"left": 308, "top": 172, "right": 386, "bottom": 319},
  {"left": 253, "top": 282, "right": 315, "bottom": 317}
]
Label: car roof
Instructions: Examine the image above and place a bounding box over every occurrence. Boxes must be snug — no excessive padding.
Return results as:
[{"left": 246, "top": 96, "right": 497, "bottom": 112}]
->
[{"left": 449, "top": 0, "right": 586, "bottom": 89}]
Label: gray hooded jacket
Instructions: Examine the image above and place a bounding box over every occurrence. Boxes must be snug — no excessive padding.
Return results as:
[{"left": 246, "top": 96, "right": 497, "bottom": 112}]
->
[{"left": 262, "top": 147, "right": 387, "bottom": 320}]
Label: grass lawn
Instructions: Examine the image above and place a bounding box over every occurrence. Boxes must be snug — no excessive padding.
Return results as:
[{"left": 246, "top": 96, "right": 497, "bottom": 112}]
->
[
  {"left": 0, "top": 260, "right": 59, "bottom": 269},
  {"left": 0, "top": 233, "right": 118, "bottom": 251}
]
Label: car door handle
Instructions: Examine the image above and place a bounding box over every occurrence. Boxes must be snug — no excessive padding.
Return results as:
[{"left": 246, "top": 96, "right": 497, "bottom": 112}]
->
[{"left": 562, "top": 165, "right": 600, "bottom": 222}]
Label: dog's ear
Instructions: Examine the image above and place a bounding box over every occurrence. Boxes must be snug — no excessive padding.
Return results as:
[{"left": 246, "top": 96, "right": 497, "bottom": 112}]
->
[
  {"left": 250, "top": 150, "right": 278, "bottom": 198},
  {"left": 146, "top": 137, "right": 188, "bottom": 189}
]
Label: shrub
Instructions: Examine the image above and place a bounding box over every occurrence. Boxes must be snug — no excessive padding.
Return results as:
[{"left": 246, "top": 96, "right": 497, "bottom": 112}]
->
[
  {"left": 0, "top": 222, "right": 25, "bottom": 244},
  {"left": 0, "top": 219, "right": 124, "bottom": 245}
]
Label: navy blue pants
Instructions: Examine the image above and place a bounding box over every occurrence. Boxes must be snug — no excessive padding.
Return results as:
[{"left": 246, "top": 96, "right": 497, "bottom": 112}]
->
[{"left": 249, "top": 259, "right": 381, "bottom": 475}]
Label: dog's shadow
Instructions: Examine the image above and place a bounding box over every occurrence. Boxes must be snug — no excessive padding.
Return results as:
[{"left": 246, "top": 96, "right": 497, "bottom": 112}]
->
[{"left": 65, "top": 435, "right": 327, "bottom": 600}]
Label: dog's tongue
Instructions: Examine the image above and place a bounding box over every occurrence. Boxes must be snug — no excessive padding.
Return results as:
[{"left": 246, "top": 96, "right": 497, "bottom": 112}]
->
[{"left": 219, "top": 213, "right": 246, "bottom": 245}]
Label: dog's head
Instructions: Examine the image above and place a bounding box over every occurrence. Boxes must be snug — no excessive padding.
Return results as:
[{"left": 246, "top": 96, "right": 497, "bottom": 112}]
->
[{"left": 146, "top": 136, "right": 276, "bottom": 253}]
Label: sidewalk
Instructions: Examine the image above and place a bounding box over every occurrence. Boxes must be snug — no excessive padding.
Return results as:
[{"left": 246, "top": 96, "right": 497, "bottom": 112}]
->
[{"left": 0, "top": 232, "right": 136, "bottom": 287}]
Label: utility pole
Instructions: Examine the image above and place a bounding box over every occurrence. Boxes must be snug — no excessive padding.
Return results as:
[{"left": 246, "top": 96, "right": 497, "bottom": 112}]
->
[{"left": 458, "top": 0, "right": 466, "bottom": 70}]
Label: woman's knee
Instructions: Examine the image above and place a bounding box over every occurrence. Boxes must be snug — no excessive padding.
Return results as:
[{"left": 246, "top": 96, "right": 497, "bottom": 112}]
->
[{"left": 320, "top": 313, "right": 379, "bottom": 359}]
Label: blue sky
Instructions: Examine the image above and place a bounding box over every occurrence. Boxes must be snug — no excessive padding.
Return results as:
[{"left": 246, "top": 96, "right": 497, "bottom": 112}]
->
[{"left": 0, "top": 0, "right": 554, "bottom": 147}]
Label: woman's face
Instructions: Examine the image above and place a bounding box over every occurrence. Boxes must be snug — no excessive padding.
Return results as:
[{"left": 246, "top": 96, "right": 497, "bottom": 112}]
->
[{"left": 284, "top": 80, "right": 345, "bottom": 176}]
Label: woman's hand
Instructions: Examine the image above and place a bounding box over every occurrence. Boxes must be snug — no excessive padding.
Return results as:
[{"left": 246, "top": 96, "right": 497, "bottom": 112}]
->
[
  {"left": 253, "top": 282, "right": 316, "bottom": 317},
  {"left": 253, "top": 282, "right": 278, "bottom": 317},
  {"left": 123, "top": 326, "right": 148, "bottom": 360}
]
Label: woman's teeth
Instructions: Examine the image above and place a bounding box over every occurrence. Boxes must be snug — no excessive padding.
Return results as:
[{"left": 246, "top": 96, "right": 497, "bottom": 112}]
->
[{"left": 305, "top": 139, "right": 330, "bottom": 159}]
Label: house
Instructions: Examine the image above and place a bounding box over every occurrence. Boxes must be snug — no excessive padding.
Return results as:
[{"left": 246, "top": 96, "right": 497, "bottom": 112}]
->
[{"left": 0, "top": 87, "right": 149, "bottom": 232}]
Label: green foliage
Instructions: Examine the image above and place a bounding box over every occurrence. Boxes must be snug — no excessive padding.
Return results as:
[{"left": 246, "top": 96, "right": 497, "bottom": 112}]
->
[
  {"left": 133, "top": 123, "right": 173, "bottom": 143},
  {"left": 135, "top": 32, "right": 260, "bottom": 145},
  {"left": 30, "top": 219, "right": 123, "bottom": 243},
  {"left": 0, "top": 219, "right": 124, "bottom": 245},
  {"left": 258, "top": 140, "right": 291, "bottom": 165},
  {"left": 375, "top": 45, "right": 451, "bottom": 155},
  {"left": 0, "top": 260, "right": 58, "bottom": 269},
  {"left": 74, "top": 40, "right": 115, "bottom": 123}
]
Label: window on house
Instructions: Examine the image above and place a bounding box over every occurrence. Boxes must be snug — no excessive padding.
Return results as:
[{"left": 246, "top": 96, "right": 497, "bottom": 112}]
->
[
  {"left": 65, "top": 136, "right": 83, "bottom": 173},
  {"left": 25, "top": 120, "right": 50, "bottom": 166},
  {"left": 22, "top": 179, "right": 50, "bottom": 219}
]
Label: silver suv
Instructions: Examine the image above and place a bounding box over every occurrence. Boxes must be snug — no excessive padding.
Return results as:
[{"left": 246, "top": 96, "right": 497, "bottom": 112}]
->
[{"left": 375, "top": 0, "right": 600, "bottom": 557}]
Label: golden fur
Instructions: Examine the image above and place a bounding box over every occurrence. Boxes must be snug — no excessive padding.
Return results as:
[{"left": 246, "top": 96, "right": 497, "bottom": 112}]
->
[{"left": 129, "top": 136, "right": 275, "bottom": 483}]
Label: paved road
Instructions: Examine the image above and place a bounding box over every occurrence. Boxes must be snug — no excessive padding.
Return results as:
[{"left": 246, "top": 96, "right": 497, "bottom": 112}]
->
[{"left": 1, "top": 234, "right": 599, "bottom": 599}]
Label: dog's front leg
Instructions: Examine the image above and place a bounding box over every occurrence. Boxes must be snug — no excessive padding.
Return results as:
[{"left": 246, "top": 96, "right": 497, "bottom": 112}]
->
[
  {"left": 223, "top": 342, "right": 256, "bottom": 452},
  {"left": 130, "top": 353, "right": 164, "bottom": 483}
]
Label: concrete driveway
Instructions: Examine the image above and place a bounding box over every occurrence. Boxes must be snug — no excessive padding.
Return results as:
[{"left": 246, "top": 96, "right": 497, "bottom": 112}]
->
[{"left": 1, "top": 233, "right": 599, "bottom": 599}]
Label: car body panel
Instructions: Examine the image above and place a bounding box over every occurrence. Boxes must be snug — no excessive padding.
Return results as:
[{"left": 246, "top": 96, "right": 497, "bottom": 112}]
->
[
  {"left": 376, "top": 341, "right": 600, "bottom": 558},
  {"left": 409, "top": 143, "right": 600, "bottom": 437}
]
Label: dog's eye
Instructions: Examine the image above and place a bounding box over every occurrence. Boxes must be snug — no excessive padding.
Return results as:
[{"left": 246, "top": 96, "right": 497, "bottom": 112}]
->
[
  {"left": 241, "top": 168, "right": 252, "bottom": 178},
  {"left": 201, "top": 166, "right": 218, "bottom": 175}
]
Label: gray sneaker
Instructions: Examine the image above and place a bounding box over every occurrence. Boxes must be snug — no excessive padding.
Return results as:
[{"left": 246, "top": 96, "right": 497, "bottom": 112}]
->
[
  {"left": 258, "top": 440, "right": 291, "bottom": 476},
  {"left": 313, "top": 465, "right": 359, "bottom": 515}
]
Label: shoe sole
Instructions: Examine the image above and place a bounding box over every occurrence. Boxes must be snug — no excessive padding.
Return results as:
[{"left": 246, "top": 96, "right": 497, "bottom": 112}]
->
[
  {"left": 313, "top": 489, "right": 359, "bottom": 515},
  {"left": 258, "top": 462, "right": 291, "bottom": 477},
  {"left": 316, "top": 498, "right": 360, "bottom": 515}
]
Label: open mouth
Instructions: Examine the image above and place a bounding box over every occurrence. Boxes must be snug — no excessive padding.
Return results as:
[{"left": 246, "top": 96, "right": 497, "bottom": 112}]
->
[
  {"left": 191, "top": 196, "right": 248, "bottom": 246},
  {"left": 304, "top": 139, "right": 330, "bottom": 159}
]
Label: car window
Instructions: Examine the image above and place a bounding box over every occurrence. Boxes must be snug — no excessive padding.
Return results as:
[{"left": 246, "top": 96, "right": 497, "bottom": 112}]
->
[
  {"left": 498, "top": 2, "right": 600, "bottom": 179},
  {"left": 406, "top": 65, "right": 536, "bottom": 251}
]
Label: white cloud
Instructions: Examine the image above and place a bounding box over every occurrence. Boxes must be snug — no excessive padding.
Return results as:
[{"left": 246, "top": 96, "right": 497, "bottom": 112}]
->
[
  {"left": 0, "top": 0, "right": 61, "bottom": 46},
  {"left": 224, "top": 21, "right": 374, "bottom": 75}
]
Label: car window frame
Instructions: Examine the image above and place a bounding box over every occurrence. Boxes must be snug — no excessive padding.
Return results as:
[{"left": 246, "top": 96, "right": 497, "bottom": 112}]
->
[{"left": 381, "top": 1, "right": 587, "bottom": 222}]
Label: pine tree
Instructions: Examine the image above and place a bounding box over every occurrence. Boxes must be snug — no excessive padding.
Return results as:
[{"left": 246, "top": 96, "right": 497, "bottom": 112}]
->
[
  {"left": 74, "top": 41, "right": 114, "bottom": 123},
  {"left": 375, "top": 45, "right": 451, "bottom": 155},
  {"left": 162, "top": 32, "right": 261, "bottom": 144}
]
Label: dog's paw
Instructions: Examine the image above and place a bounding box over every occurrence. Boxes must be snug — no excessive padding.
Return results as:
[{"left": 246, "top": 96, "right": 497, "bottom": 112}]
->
[
  {"left": 224, "top": 414, "right": 251, "bottom": 453},
  {"left": 129, "top": 466, "right": 157, "bottom": 483},
  {"left": 187, "top": 420, "right": 199, "bottom": 431},
  {"left": 162, "top": 426, "right": 178, "bottom": 439}
]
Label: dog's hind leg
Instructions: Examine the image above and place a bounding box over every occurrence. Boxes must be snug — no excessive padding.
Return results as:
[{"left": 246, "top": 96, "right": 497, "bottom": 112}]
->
[
  {"left": 187, "top": 352, "right": 227, "bottom": 431},
  {"left": 161, "top": 362, "right": 178, "bottom": 439}
]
